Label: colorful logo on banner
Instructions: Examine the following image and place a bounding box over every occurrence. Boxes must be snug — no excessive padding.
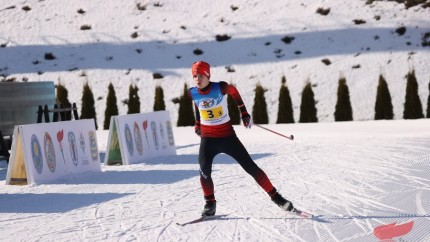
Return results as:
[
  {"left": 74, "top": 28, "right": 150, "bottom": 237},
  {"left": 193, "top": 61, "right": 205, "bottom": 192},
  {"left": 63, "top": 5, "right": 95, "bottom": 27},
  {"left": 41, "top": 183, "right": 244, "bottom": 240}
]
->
[
  {"left": 124, "top": 123, "right": 134, "bottom": 156},
  {"left": 68, "top": 131, "right": 78, "bottom": 166},
  {"left": 31, "top": 134, "right": 43, "bottom": 174},
  {"left": 166, "top": 121, "right": 174, "bottom": 146},
  {"left": 89, "top": 131, "right": 98, "bottom": 161},
  {"left": 79, "top": 132, "right": 89, "bottom": 165},
  {"left": 57, "top": 129, "right": 66, "bottom": 166},
  {"left": 80, "top": 133, "right": 86, "bottom": 153},
  {"left": 151, "top": 121, "right": 159, "bottom": 150},
  {"left": 159, "top": 122, "right": 167, "bottom": 150},
  {"left": 142, "top": 120, "right": 150, "bottom": 150},
  {"left": 44, "top": 132, "right": 56, "bottom": 173},
  {"left": 134, "top": 121, "right": 143, "bottom": 156}
]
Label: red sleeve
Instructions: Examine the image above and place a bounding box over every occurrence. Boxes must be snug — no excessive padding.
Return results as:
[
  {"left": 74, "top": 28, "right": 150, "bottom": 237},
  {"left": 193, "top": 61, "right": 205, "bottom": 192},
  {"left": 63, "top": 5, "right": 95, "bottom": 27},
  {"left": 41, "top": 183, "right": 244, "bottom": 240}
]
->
[{"left": 219, "top": 81, "right": 245, "bottom": 107}]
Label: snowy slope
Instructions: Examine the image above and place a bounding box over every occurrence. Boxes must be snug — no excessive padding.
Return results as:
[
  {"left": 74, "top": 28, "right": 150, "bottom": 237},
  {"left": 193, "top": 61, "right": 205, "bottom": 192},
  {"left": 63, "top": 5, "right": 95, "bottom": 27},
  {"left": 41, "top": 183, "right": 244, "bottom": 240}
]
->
[
  {"left": 1, "top": 0, "right": 429, "bottom": 126},
  {"left": 1, "top": 120, "right": 430, "bottom": 241},
  {"left": 1, "top": 1, "right": 430, "bottom": 241}
]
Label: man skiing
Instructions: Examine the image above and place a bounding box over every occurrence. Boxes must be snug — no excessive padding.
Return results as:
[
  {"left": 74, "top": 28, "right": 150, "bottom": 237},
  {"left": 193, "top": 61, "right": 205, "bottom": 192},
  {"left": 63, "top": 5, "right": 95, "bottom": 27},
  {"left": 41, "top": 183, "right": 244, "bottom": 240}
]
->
[{"left": 188, "top": 61, "right": 294, "bottom": 217}]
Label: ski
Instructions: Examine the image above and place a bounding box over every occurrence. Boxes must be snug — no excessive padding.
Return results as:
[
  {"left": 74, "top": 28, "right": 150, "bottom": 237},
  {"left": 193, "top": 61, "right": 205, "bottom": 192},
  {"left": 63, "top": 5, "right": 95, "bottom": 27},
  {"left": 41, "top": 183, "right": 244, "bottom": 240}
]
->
[
  {"left": 289, "top": 208, "right": 314, "bottom": 219},
  {"left": 176, "top": 214, "right": 227, "bottom": 226}
]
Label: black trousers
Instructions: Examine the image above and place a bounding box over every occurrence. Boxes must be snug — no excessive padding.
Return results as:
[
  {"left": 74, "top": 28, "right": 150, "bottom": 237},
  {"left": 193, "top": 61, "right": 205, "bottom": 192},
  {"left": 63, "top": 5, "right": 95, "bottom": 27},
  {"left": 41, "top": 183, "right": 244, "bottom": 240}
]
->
[{"left": 198, "top": 135, "right": 272, "bottom": 198}]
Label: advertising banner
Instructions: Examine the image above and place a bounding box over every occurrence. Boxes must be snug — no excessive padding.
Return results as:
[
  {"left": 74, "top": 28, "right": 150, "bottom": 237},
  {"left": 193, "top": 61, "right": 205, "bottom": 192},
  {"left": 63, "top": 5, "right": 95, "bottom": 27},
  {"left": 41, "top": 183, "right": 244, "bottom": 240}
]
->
[
  {"left": 5, "top": 119, "right": 101, "bottom": 185},
  {"left": 105, "top": 111, "right": 176, "bottom": 165}
]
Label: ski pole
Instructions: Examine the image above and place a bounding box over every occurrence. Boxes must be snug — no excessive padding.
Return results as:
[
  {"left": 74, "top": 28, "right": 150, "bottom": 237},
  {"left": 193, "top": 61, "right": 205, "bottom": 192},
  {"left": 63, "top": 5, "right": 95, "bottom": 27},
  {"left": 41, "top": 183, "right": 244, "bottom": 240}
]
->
[{"left": 254, "top": 124, "right": 294, "bottom": 141}]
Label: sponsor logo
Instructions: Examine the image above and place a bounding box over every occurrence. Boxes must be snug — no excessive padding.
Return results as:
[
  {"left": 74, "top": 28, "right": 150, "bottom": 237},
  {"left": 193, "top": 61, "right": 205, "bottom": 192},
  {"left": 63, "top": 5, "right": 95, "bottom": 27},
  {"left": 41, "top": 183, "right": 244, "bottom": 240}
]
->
[
  {"left": 89, "top": 131, "right": 98, "bottom": 161},
  {"left": 201, "top": 98, "right": 215, "bottom": 108},
  {"left": 31, "top": 135, "right": 43, "bottom": 174},
  {"left": 44, "top": 132, "right": 56, "bottom": 173},
  {"left": 134, "top": 122, "right": 143, "bottom": 156},
  {"left": 68, "top": 131, "right": 78, "bottom": 166},
  {"left": 125, "top": 123, "right": 134, "bottom": 156}
]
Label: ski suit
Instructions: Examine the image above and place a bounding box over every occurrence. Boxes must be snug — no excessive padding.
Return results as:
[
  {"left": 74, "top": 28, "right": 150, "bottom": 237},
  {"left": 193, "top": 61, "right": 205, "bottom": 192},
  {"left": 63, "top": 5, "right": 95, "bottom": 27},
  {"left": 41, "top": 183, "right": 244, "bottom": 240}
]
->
[{"left": 189, "top": 81, "right": 275, "bottom": 201}]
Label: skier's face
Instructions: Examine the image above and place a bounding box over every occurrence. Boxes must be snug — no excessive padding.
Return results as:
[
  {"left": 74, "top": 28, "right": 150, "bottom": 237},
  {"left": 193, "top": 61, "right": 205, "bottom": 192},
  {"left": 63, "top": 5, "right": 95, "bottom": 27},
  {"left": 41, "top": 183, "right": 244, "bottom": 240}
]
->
[{"left": 193, "top": 74, "right": 209, "bottom": 89}]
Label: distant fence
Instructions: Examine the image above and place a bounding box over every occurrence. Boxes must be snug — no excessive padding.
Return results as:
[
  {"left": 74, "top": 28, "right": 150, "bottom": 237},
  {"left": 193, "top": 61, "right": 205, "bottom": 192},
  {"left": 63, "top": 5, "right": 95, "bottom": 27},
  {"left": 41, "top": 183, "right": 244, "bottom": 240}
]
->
[
  {"left": 0, "top": 81, "right": 56, "bottom": 137},
  {"left": 0, "top": 81, "right": 56, "bottom": 161}
]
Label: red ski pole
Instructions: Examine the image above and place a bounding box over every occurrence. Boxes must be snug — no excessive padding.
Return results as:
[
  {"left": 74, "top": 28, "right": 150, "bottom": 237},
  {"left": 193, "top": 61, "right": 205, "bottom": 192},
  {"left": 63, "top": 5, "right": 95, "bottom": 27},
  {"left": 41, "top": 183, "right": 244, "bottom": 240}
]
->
[{"left": 254, "top": 124, "right": 294, "bottom": 141}]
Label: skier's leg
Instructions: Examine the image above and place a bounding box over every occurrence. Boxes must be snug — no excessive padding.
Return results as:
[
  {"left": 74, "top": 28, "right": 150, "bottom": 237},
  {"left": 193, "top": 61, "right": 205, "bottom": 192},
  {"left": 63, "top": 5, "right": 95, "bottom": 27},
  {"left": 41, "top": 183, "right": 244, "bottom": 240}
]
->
[
  {"left": 199, "top": 138, "right": 216, "bottom": 200},
  {"left": 199, "top": 138, "right": 218, "bottom": 216},
  {"left": 221, "top": 136, "right": 274, "bottom": 192},
  {"left": 221, "top": 136, "right": 294, "bottom": 211}
]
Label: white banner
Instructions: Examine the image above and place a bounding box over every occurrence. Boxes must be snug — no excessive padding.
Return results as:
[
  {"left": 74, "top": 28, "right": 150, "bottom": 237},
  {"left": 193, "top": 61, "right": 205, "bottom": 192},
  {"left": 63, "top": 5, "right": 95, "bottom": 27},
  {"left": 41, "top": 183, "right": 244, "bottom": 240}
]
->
[
  {"left": 6, "top": 119, "right": 101, "bottom": 185},
  {"left": 105, "top": 111, "right": 176, "bottom": 165}
]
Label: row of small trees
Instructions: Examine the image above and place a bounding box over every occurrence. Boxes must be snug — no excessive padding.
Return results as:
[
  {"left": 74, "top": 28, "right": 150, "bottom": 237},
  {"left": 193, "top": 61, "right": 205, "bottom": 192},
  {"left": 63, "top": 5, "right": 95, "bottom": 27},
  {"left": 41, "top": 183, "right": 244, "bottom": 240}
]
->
[
  {"left": 175, "top": 69, "right": 429, "bottom": 125},
  {"left": 56, "top": 69, "right": 430, "bottom": 129},
  {"left": 56, "top": 82, "right": 166, "bottom": 130}
]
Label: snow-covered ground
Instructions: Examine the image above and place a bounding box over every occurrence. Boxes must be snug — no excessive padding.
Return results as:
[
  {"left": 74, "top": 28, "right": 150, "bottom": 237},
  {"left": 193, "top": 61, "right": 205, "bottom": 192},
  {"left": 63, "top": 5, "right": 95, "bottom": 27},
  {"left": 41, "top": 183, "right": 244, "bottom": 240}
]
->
[
  {"left": 1, "top": 119, "right": 430, "bottom": 241},
  {"left": 1, "top": 0, "right": 430, "bottom": 241}
]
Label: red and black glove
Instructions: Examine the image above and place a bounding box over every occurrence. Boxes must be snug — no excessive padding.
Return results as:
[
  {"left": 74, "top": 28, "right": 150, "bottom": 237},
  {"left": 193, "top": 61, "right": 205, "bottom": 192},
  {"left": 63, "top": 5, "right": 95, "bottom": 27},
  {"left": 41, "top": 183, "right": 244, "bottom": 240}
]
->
[
  {"left": 194, "top": 121, "right": 201, "bottom": 136},
  {"left": 241, "top": 112, "right": 252, "bottom": 129}
]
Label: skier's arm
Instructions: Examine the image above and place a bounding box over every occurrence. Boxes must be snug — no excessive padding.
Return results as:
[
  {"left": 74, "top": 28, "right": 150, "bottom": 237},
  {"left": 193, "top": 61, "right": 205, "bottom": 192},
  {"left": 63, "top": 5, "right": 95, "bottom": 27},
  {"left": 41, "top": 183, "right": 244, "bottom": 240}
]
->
[
  {"left": 188, "top": 90, "right": 201, "bottom": 136},
  {"left": 220, "top": 82, "right": 252, "bottom": 128},
  {"left": 194, "top": 102, "right": 201, "bottom": 135}
]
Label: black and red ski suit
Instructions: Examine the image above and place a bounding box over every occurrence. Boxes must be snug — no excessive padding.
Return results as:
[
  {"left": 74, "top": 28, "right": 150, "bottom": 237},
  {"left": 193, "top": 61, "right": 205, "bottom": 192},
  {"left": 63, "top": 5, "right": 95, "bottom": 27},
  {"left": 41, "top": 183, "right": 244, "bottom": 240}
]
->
[{"left": 189, "top": 81, "right": 275, "bottom": 202}]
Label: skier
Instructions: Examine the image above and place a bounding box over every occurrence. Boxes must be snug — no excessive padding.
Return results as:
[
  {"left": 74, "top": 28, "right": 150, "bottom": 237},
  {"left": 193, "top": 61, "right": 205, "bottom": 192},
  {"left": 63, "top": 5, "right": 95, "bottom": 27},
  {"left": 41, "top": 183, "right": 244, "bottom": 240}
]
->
[{"left": 188, "top": 61, "right": 294, "bottom": 217}]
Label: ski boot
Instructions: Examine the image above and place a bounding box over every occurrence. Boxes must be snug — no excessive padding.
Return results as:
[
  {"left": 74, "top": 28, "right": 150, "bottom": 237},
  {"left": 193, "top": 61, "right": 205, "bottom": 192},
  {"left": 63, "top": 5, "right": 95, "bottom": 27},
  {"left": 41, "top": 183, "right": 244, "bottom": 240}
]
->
[
  {"left": 201, "top": 200, "right": 216, "bottom": 217},
  {"left": 270, "top": 189, "right": 294, "bottom": 211}
]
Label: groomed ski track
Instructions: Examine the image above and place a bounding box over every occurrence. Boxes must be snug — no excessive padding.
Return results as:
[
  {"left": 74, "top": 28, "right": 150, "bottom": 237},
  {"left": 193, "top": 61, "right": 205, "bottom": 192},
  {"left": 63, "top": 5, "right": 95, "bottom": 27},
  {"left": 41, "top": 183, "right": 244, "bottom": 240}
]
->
[{"left": 0, "top": 119, "right": 429, "bottom": 241}]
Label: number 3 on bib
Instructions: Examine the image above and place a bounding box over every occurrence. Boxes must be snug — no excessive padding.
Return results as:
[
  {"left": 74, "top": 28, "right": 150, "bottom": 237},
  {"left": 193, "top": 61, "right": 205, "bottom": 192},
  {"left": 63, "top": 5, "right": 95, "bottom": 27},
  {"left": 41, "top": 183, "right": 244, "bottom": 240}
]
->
[{"left": 201, "top": 106, "right": 224, "bottom": 120}]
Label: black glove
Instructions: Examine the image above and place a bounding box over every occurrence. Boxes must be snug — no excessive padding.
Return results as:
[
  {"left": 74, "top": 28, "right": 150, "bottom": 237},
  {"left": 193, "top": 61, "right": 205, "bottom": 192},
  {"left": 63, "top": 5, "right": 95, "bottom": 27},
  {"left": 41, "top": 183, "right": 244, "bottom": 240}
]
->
[
  {"left": 194, "top": 122, "right": 201, "bottom": 136},
  {"left": 241, "top": 112, "right": 252, "bottom": 129}
]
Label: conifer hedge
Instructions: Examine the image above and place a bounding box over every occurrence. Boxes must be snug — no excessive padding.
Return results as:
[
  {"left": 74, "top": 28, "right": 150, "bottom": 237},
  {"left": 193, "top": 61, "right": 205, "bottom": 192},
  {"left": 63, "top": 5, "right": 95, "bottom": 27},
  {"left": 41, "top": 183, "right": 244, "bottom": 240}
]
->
[
  {"left": 276, "top": 76, "right": 294, "bottom": 123},
  {"left": 374, "top": 74, "right": 394, "bottom": 120},
  {"left": 227, "top": 90, "right": 241, "bottom": 125},
  {"left": 299, "top": 82, "right": 318, "bottom": 123},
  {"left": 127, "top": 84, "right": 140, "bottom": 114},
  {"left": 80, "top": 82, "right": 97, "bottom": 129},
  {"left": 56, "top": 83, "right": 72, "bottom": 120},
  {"left": 177, "top": 83, "right": 195, "bottom": 126},
  {"left": 252, "top": 83, "right": 269, "bottom": 124},
  {"left": 153, "top": 85, "right": 166, "bottom": 111},
  {"left": 403, "top": 69, "right": 424, "bottom": 119},
  {"left": 103, "top": 83, "right": 119, "bottom": 130},
  {"left": 334, "top": 76, "right": 353, "bottom": 121}
]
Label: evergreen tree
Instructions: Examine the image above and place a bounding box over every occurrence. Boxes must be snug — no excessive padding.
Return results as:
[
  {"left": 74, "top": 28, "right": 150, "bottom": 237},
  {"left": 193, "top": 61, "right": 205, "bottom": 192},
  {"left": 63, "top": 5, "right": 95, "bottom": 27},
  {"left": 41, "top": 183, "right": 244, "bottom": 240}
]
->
[
  {"left": 374, "top": 74, "right": 394, "bottom": 120},
  {"left": 153, "top": 85, "right": 166, "bottom": 111},
  {"left": 427, "top": 81, "right": 430, "bottom": 118},
  {"left": 252, "top": 83, "right": 269, "bottom": 124},
  {"left": 334, "top": 76, "right": 353, "bottom": 121},
  {"left": 127, "top": 84, "right": 140, "bottom": 114},
  {"left": 227, "top": 83, "right": 240, "bottom": 125},
  {"left": 227, "top": 94, "right": 240, "bottom": 125},
  {"left": 56, "top": 83, "right": 72, "bottom": 120},
  {"left": 403, "top": 69, "right": 424, "bottom": 119},
  {"left": 104, "top": 83, "right": 119, "bottom": 130},
  {"left": 80, "top": 82, "right": 97, "bottom": 129},
  {"left": 177, "top": 83, "right": 195, "bottom": 126},
  {"left": 299, "top": 82, "right": 318, "bottom": 123},
  {"left": 276, "top": 76, "right": 294, "bottom": 123},
  {"left": 56, "top": 83, "right": 72, "bottom": 108}
]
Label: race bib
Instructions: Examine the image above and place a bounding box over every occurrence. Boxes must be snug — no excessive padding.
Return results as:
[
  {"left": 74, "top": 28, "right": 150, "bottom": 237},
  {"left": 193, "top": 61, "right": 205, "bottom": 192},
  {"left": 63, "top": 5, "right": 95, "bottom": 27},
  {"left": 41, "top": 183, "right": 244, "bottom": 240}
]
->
[{"left": 200, "top": 106, "right": 224, "bottom": 120}]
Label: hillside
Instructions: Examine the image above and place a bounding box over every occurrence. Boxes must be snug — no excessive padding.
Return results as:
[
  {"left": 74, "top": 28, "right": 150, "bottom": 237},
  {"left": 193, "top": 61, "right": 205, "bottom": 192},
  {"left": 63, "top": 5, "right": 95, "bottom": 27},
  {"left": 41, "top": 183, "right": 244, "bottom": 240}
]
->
[{"left": 0, "top": 0, "right": 429, "bottom": 126}]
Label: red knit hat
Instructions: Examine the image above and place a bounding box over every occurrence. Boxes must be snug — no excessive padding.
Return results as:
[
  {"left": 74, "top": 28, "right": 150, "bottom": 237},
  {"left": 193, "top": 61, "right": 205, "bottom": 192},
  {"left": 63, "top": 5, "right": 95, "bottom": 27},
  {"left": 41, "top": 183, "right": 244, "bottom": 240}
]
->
[{"left": 192, "top": 61, "right": 210, "bottom": 78}]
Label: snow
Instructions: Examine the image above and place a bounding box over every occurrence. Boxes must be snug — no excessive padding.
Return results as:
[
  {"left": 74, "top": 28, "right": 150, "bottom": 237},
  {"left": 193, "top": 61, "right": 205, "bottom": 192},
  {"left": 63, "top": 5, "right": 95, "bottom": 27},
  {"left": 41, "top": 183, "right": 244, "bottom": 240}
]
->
[
  {"left": 1, "top": 0, "right": 430, "bottom": 241},
  {"left": 0, "top": 0, "right": 429, "bottom": 124},
  {"left": 1, "top": 120, "right": 430, "bottom": 241}
]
